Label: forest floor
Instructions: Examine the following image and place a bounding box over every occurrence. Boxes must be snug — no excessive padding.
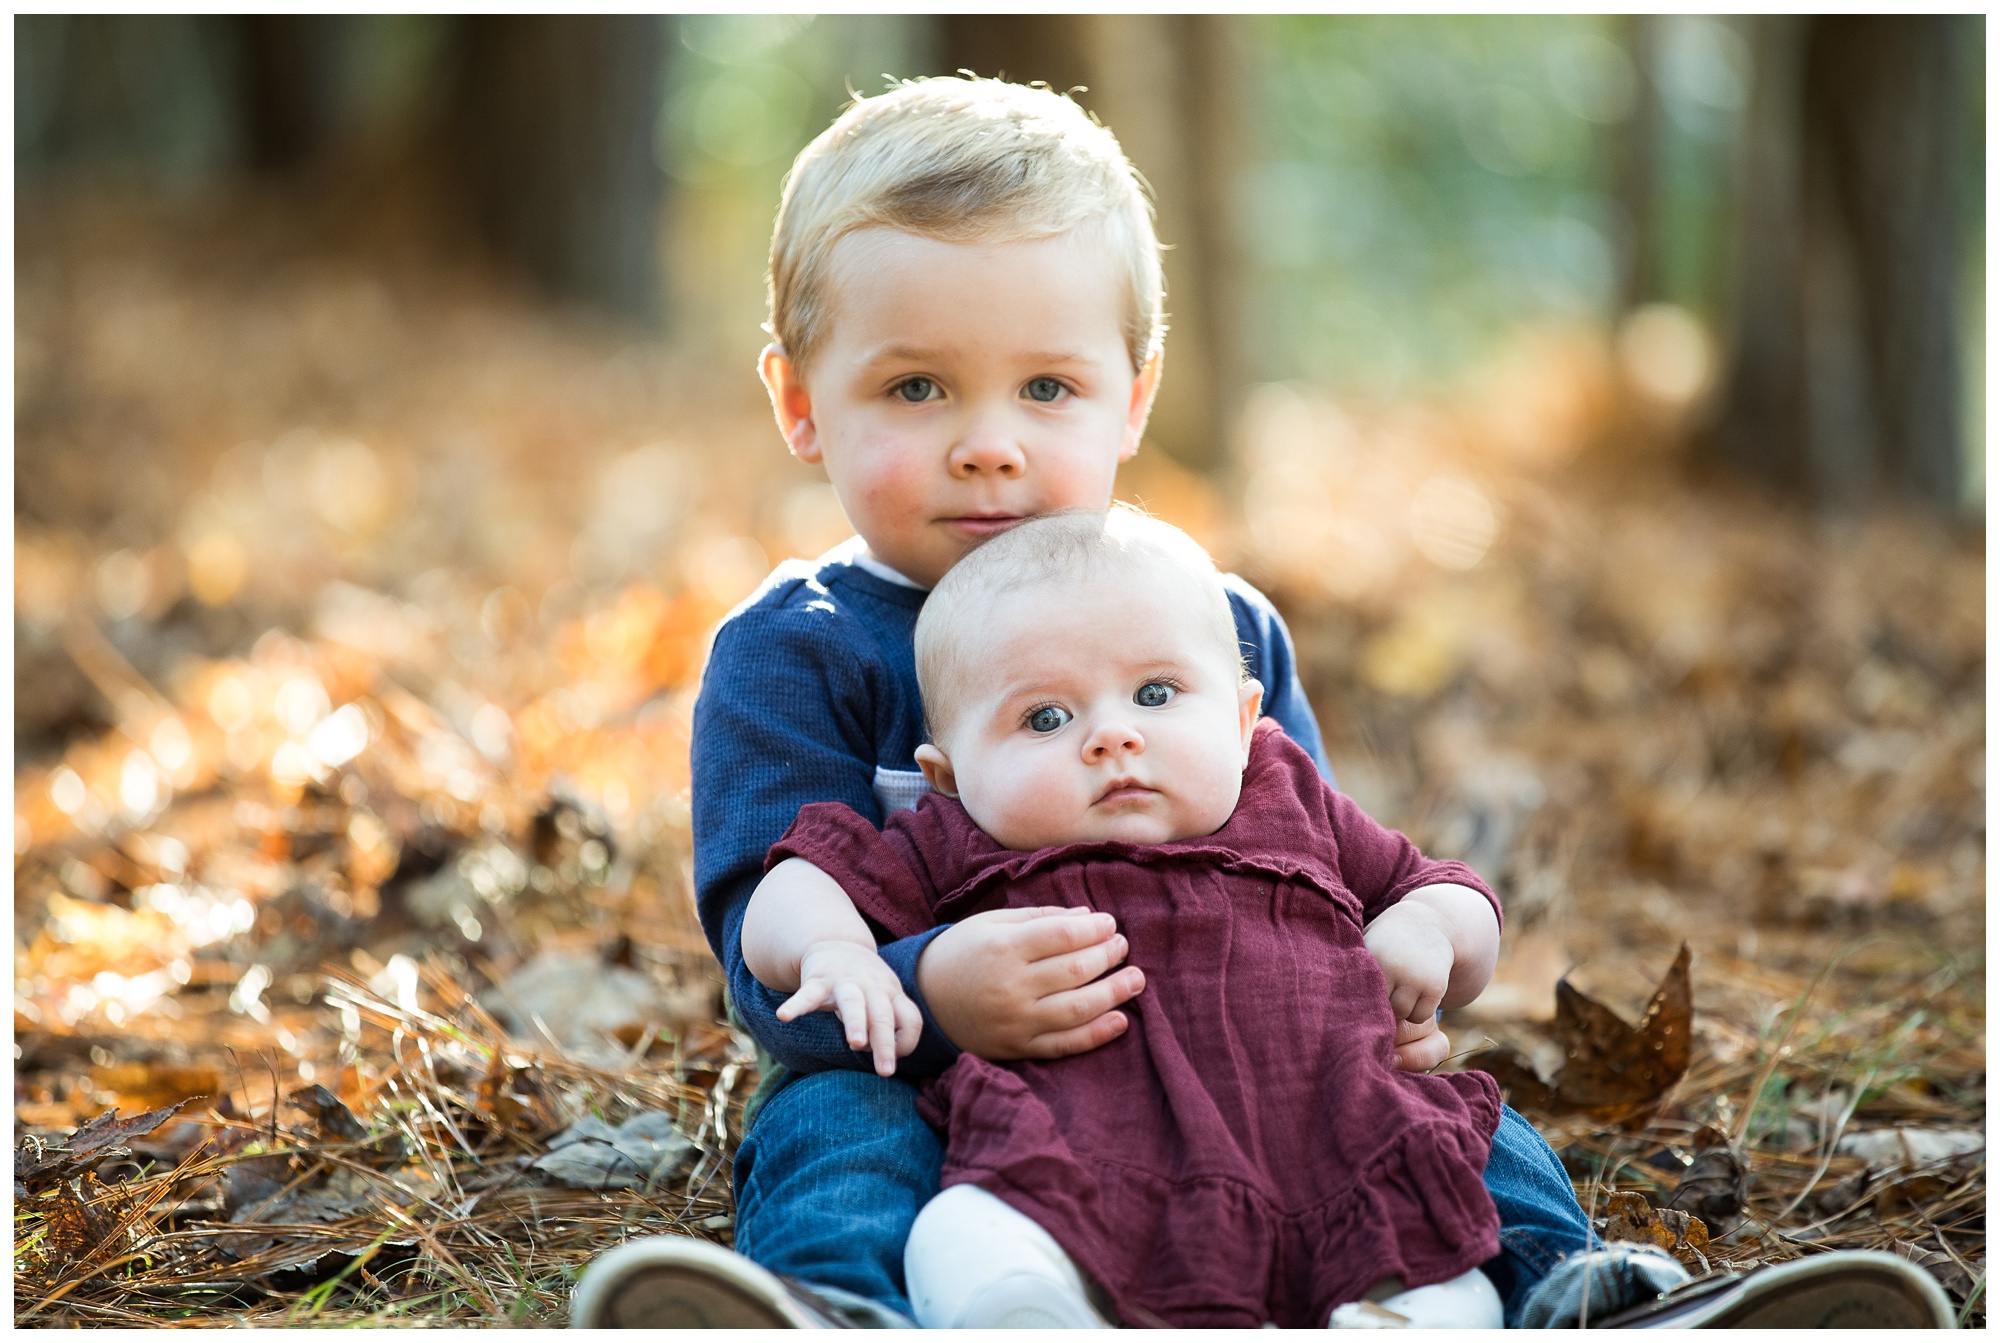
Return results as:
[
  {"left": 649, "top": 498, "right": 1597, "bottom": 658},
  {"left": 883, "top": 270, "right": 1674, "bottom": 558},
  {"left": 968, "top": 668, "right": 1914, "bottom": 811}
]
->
[{"left": 13, "top": 178, "right": 1986, "bottom": 1326}]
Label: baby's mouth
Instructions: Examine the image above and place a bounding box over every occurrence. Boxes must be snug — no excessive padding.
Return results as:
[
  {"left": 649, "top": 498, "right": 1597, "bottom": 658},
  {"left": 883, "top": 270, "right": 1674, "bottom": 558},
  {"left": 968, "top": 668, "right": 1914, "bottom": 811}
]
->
[{"left": 1094, "top": 779, "right": 1159, "bottom": 806}]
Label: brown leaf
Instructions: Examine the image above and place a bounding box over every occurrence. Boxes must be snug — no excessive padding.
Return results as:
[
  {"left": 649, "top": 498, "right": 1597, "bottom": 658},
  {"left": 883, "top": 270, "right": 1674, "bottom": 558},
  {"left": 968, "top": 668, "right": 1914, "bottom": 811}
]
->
[
  {"left": 1465, "top": 1046, "right": 1557, "bottom": 1112},
  {"left": 1665, "top": 1136, "right": 1747, "bottom": 1236},
  {"left": 1551, "top": 943, "right": 1692, "bottom": 1116},
  {"left": 1601, "top": 1189, "right": 1712, "bottom": 1272},
  {"left": 1467, "top": 944, "right": 1693, "bottom": 1125},
  {"left": 287, "top": 1083, "right": 370, "bottom": 1143},
  {"left": 16, "top": 1100, "right": 193, "bottom": 1193},
  {"left": 61, "top": 1099, "right": 192, "bottom": 1158}
]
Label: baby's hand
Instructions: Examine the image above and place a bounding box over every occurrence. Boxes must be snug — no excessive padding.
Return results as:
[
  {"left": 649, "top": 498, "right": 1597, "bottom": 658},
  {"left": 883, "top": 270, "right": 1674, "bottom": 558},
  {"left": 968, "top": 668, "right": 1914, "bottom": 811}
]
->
[
  {"left": 1363, "top": 901, "right": 1456, "bottom": 1029},
  {"left": 1392, "top": 1015, "right": 1451, "bottom": 1073},
  {"left": 777, "top": 940, "right": 924, "bottom": 1077}
]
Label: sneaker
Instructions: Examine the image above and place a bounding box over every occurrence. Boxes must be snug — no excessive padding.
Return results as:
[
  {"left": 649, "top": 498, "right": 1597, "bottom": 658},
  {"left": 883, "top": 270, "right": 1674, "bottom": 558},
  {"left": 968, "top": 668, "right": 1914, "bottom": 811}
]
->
[
  {"left": 1519, "top": 1245, "right": 1695, "bottom": 1328},
  {"left": 1592, "top": 1249, "right": 1956, "bottom": 1329},
  {"left": 569, "top": 1235, "right": 912, "bottom": 1328}
]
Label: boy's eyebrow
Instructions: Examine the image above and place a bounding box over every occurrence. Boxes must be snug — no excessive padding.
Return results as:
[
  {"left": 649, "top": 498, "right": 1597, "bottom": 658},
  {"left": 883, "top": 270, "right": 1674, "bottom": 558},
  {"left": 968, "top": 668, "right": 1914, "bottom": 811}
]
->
[{"left": 863, "top": 343, "right": 1104, "bottom": 368}]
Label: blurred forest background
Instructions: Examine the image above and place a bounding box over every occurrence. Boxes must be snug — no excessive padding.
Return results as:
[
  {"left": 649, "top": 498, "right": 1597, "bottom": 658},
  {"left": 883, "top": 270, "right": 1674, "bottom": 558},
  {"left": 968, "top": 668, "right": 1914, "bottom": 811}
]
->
[{"left": 13, "top": 15, "right": 1986, "bottom": 1327}]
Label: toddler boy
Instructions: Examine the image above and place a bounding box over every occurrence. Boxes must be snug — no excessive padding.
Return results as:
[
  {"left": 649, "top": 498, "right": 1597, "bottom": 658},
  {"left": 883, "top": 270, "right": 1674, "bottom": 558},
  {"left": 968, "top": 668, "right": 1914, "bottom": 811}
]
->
[{"left": 572, "top": 75, "right": 1597, "bottom": 1329}]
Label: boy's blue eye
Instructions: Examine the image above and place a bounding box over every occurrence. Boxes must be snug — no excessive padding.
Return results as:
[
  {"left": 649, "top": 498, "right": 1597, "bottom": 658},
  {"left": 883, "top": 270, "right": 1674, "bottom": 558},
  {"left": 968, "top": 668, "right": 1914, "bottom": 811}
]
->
[
  {"left": 1135, "top": 682, "right": 1175, "bottom": 708},
  {"left": 1028, "top": 705, "right": 1072, "bottom": 733},
  {"left": 1024, "top": 377, "right": 1064, "bottom": 403},
  {"left": 897, "top": 377, "right": 938, "bottom": 403}
]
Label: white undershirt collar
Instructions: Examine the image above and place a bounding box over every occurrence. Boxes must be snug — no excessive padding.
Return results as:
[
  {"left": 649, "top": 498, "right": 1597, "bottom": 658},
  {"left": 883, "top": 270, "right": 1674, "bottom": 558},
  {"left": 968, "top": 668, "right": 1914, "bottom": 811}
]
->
[{"left": 844, "top": 541, "right": 928, "bottom": 591}]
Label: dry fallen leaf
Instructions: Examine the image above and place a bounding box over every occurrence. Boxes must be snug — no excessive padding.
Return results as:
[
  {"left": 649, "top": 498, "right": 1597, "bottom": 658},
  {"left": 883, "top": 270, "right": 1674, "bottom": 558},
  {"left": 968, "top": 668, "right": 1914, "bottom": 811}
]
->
[
  {"left": 1601, "top": 1188, "right": 1712, "bottom": 1272},
  {"left": 1468, "top": 943, "right": 1692, "bottom": 1125},
  {"left": 531, "top": 1111, "right": 695, "bottom": 1190},
  {"left": 1665, "top": 1129, "right": 1747, "bottom": 1235},
  {"left": 16, "top": 1099, "right": 193, "bottom": 1193}
]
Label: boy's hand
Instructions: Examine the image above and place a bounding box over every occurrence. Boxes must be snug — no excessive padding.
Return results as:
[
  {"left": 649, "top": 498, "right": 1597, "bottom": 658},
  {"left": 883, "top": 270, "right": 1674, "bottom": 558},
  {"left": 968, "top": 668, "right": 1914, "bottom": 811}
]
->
[
  {"left": 1392, "top": 1015, "right": 1451, "bottom": 1073},
  {"left": 918, "top": 907, "right": 1144, "bottom": 1061},
  {"left": 1363, "top": 901, "right": 1456, "bottom": 1030},
  {"left": 777, "top": 939, "right": 924, "bottom": 1077}
]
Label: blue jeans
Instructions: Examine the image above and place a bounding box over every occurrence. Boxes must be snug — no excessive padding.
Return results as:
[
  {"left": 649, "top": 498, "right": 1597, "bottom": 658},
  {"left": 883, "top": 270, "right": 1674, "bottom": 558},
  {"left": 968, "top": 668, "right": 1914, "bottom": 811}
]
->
[{"left": 733, "top": 1071, "right": 1589, "bottom": 1326}]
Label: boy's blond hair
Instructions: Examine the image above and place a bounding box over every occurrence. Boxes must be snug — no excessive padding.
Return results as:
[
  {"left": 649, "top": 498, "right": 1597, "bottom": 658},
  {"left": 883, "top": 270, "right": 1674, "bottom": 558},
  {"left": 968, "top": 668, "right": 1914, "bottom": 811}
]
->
[
  {"left": 915, "top": 506, "right": 1244, "bottom": 741},
  {"left": 768, "top": 76, "right": 1164, "bottom": 378}
]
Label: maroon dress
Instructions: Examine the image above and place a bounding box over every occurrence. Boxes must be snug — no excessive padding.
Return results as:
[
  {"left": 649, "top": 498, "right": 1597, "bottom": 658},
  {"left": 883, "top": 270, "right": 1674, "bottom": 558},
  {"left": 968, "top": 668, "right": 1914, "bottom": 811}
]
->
[{"left": 769, "top": 722, "right": 1503, "bottom": 1328}]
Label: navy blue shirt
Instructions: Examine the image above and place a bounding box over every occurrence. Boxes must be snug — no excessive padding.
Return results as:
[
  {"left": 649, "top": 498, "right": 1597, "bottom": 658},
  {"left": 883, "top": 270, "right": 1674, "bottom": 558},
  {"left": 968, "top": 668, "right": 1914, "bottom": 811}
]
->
[{"left": 691, "top": 543, "right": 1330, "bottom": 1077}]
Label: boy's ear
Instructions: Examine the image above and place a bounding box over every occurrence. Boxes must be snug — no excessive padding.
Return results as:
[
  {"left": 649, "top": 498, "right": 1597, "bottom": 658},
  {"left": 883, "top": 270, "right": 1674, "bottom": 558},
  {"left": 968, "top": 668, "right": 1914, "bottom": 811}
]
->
[
  {"left": 1120, "top": 349, "right": 1164, "bottom": 463},
  {"left": 1237, "top": 678, "right": 1265, "bottom": 754},
  {"left": 913, "top": 743, "right": 959, "bottom": 798},
  {"left": 759, "top": 343, "right": 820, "bottom": 464}
]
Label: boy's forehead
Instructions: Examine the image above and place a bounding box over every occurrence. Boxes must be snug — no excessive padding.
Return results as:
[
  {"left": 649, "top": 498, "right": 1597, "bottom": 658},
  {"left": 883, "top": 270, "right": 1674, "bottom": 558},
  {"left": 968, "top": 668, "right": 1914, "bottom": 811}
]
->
[{"left": 818, "top": 227, "right": 1130, "bottom": 358}]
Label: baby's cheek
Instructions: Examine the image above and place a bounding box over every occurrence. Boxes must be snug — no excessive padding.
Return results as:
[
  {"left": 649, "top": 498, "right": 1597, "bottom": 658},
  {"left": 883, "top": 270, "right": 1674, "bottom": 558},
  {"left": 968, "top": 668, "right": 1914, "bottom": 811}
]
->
[{"left": 1185, "top": 767, "right": 1245, "bottom": 839}]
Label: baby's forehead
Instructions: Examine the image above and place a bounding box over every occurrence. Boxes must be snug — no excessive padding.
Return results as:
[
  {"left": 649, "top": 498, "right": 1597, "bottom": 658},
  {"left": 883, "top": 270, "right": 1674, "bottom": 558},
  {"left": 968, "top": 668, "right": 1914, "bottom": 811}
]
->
[{"left": 958, "top": 557, "right": 1231, "bottom": 661}]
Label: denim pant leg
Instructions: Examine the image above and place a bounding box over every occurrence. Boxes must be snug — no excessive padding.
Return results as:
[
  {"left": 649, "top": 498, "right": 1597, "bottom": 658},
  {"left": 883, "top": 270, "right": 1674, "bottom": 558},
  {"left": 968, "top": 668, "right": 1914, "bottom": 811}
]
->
[
  {"left": 1480, "top": 1104, "right": 1593, "bottom": 1327},
  {"left": 731, "top": 1069, "right": 943, "bottom": 1318}
]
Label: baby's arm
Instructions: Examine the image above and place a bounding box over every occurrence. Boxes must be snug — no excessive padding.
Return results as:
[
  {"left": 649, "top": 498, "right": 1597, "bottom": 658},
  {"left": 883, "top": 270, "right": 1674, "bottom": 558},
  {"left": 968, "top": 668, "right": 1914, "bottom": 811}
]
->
[
  {"left": 742, "top": 857, "right": 923, "bottom": 1077},
  {"left": 1312, "top": 781, "right": 1502, "bottom": 1070},
  {"left": 1363, "top": 883, "right": 1501, "bottom": 1022}
]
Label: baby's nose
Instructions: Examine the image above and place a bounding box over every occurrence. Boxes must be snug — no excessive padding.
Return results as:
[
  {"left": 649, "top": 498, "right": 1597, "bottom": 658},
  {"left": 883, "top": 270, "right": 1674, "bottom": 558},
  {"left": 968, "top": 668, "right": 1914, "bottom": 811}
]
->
[{"left": 1083, "top": 720, "right": 1144, "bottom": 760}]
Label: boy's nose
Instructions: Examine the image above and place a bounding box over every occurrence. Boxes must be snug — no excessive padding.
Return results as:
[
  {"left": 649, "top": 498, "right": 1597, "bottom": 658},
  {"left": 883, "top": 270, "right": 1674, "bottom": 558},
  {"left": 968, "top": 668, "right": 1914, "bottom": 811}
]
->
[
  {"left": 947, "top": 428, "right": 1026, "bottom": 479},
  {"left": 1081, "top": 719, "right": 1144, "bottom": 762}
]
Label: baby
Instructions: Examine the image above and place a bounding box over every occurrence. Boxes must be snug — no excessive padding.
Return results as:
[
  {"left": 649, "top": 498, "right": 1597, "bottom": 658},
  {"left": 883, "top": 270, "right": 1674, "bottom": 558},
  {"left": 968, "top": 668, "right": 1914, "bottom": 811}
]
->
[{"left": 743, "top": 507, "right": 1508, "bottom": 1328}]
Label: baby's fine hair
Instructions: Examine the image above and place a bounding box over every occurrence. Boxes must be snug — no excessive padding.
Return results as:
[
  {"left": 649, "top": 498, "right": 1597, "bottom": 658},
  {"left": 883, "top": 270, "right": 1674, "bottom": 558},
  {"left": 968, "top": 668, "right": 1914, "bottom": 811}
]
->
[
  {"left": 915, "top": 506, "right": 1245, "bottom": 741},
  {"left": 768, "top": 76, "right": 1164, "bottom": 378}
]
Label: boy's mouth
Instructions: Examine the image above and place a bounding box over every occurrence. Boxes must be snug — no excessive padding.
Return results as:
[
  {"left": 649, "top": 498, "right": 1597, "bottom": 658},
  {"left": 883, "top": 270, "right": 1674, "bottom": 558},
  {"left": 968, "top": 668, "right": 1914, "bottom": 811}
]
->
[{"left": 941, "top": 513, "right": 1024, "bottom": 538}]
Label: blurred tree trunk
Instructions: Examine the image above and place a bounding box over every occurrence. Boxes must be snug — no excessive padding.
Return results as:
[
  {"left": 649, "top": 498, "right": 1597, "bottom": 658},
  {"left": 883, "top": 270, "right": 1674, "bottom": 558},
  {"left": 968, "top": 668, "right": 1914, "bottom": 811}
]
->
[
  {"left": 937, "top": 15, "right": 1245, "bottom": 474},
  {"left": 1709, "top": 15, "right": 1966, "bottom": 510},
  {"left": 1613, "top": 15, "right": 1665, "bottom": 309},
  {"left": 234, "top": 16, "right": 347, "bottom": 173},
  {"left": 449, "top": 16, "right": 668, "bottom": 326}
]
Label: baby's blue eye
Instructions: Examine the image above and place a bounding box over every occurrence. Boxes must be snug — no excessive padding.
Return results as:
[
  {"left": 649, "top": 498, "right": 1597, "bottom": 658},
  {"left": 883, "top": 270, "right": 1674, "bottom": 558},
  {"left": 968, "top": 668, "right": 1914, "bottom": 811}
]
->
[
  {"left": 897, "top": 377, "right": 938, "bottom": 403},
  {"left": 1028, "top": 705, "right": 1072, "bottom": 733},
  {"left": 1023, "top": 377, "right": 1064, "bottom": 403},
  {"left": 1135, "top": 682, "right": 1175, "bottom": 708}
]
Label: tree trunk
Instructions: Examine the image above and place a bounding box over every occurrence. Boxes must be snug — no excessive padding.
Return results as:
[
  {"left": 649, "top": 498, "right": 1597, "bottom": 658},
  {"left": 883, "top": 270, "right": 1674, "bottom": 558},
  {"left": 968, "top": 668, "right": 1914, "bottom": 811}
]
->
[
  {"left": 1709, "top": 15, "right": 1967, "bottom": 510},
  {"left": 1614, "top": 15, "right": 1666, "bottom": 310},
  {"left": 449, "top": 16, "right": 669, "bottom": 326},
  {"left": 234, "top": 15, "right": 348, "bottom": 174}
]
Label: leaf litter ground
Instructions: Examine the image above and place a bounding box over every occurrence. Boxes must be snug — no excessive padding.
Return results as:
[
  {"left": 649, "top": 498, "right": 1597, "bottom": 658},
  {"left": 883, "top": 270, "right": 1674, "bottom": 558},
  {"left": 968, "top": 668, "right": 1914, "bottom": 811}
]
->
[{"left": 14, "top": 181, "right": 1985, "bottom": 1326}]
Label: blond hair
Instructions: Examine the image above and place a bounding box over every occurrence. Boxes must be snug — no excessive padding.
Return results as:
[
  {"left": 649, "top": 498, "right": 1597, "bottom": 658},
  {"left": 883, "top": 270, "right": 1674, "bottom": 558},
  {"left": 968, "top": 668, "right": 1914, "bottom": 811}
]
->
[
  {"left": 768, "top": 76, "right": 1164, "bottom": 378},
  {"left": 915, "top": 506, "right": 1243, "bottom": 741}
]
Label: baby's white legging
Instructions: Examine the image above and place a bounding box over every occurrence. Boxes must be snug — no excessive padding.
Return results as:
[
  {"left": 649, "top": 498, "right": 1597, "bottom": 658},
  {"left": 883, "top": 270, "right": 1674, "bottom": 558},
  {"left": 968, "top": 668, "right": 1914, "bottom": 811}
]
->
[{"left": 904, "top": 1183, "right": 1503, "bottom": 1329}]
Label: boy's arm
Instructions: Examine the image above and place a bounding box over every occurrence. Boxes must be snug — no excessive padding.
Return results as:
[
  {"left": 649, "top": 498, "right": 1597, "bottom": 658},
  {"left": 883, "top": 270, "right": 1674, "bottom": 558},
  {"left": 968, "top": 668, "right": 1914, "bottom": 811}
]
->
[
  {"left": 742, "top": 857, "right": 922, "bottom": 1077},
  {"left": 1224, "top": 576, "right": 1333, "bottom": 784},
  {"left": 693, "top": 604, "right": 960, "bottom": 1077}
]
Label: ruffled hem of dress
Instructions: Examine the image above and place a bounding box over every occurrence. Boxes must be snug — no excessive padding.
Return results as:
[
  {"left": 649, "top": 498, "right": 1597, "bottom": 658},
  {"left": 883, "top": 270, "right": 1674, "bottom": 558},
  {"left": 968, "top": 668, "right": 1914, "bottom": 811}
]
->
[{"left": 937, "top": 1069, "right": 1503, "bottom": 1329}]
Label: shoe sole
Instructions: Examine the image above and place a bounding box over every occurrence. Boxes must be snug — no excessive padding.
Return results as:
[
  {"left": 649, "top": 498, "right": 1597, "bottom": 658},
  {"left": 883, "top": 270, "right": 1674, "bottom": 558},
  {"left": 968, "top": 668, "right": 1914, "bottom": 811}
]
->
[
  {"left": 570, "top": 1237, "right": 819, "bottom": 1328},
  {"left": 1598, "top": 1250, "right": 1956, "bottom": 1329}
]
